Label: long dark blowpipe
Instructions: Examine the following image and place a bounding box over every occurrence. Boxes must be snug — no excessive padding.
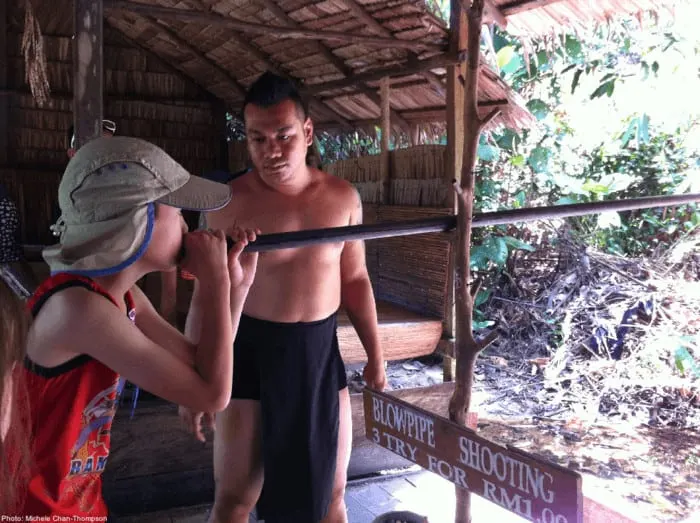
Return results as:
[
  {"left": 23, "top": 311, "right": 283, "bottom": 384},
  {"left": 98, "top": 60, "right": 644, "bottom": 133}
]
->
[{"left": 178, "top": 191, "right": 700, "bottom": 260}]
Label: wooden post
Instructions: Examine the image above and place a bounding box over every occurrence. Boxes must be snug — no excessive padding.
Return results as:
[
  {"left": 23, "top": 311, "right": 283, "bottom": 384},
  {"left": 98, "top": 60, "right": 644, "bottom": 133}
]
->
[
  {"left": 0, "top": 0, "right": 8, "bottom": 165},
  {"left": 411, "top": 124, "right": 421, "bottom": 147},
  {"left": 380, "top": 77, "right": 391, "bottom": 205},
  {"left": 213, "top": 99, "right": 229, "bottom": 172},
  {"left": 73, "top": 0, "right": 104, "bottom": 149},
  {"left": 449, "top": 2, "right": 500, "bottom": 522},
  {"left": 442, "top": 0, "right": 467, "bottom": 383}
]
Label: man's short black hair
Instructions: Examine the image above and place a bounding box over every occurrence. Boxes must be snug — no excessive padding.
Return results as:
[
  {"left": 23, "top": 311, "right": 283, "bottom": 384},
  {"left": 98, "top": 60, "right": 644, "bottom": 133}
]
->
[{"left": 242, "top": 71, "right": 309, "bottom": 122}]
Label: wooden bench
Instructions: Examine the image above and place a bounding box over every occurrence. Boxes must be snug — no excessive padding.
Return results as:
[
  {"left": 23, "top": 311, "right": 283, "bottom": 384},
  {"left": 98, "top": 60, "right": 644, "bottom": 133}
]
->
[{"left": 339, "top": 300, "right": 442, "bottom": 364}]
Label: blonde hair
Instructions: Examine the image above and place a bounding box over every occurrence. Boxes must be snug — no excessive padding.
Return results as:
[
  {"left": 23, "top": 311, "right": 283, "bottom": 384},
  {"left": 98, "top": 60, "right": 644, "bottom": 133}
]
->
[{"left": 0, "top": 278, "right": 31, "bottom": 512}]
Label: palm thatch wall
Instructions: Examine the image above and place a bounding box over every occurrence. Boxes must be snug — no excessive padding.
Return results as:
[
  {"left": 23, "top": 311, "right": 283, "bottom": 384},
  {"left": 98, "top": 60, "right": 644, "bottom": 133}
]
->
[
  {"left": 1, "top": 22, "right": 223, "bottom": 245},
  {"left": 323, "top": 144, "right": 449, "bottom": 207},
  {"left": 324, "top": 145, "right": 452, "bottom": 319},
  {"left": 228, "top": 140, "right": 251, "bottom": 173}
]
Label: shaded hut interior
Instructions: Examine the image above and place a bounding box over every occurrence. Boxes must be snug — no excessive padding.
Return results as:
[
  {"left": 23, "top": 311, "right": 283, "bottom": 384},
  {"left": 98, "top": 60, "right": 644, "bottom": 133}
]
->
[{"left": 2, "top": 0, "right": 683, "bottom": 518}]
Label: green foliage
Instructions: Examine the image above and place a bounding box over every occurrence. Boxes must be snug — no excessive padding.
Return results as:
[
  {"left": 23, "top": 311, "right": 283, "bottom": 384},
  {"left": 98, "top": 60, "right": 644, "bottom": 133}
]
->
[
  {"left": 466, "top": 10, "right": 699, "bottom": 330},
  {"left": 314, "top": 130, "right": 382, "bottom": 163},
  {"left": 675, "top": 342, "right": 700, "bottom": 379}
]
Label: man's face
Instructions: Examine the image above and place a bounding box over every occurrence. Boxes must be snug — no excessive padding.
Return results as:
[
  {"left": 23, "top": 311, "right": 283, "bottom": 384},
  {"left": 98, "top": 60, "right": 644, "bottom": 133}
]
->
[{"left": 244, "top": 99, "right": 313, "bottom": 186}]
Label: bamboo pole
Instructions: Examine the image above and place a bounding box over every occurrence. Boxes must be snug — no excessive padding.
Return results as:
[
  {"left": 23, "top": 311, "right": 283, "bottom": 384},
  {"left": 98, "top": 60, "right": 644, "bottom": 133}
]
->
[
  {"left": 443, "top": 0, "right": 467, "bottom": 384},
  {"left": 0, "top": 0, "right": 7, "bottom": 165},
  {"left": 380, "top": 77, "right": 391, "bottom": 204},
  {"left": 73, "top": 0, "right": 104, "bottom": 149}
]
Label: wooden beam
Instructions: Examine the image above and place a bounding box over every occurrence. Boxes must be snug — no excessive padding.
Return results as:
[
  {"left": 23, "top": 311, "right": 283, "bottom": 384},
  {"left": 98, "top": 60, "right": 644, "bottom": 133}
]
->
[
  {"left": 0, "top": 0, "right": 8, "bottom": 165},
  {"left": 399, "top": 100, "right": 508, "bottom": 121},
  {"left": 255, "top": 0, "right": 411, "bottom": 131},
  {"left": 380, "top": 77, "right": 390, "bottom": 204},
  {"left": 73, "top": 0, "right": 104, "bottom": 149},
  {"left": 411, "top": 123, "right": 420, "bottom": 146},
  {"left": 302, "top": 53, "right": 465, "bottom": 96},
  {"left": 1, "top": 88, "right": 213, "bottom": 106},
  {"left": 482, "top": 0, "right": 508, "bottom": 27},
  {"left": 103, "top": 0, "right": 442, "bottom": 51},
  {"left": 318, "top": 79, "right": 430, "bottom": 101},
  {"left": 186, "top": 0, "right": 353, "bottom": 131},
  {"left": 312, "top": 99, "right": 508, "bottom": 130},
  {"left": 340, "top": 0, "right": 445, "bottom": 104},
  {"left": 500, "top": 0, "right": 566, "bottom": 16}
]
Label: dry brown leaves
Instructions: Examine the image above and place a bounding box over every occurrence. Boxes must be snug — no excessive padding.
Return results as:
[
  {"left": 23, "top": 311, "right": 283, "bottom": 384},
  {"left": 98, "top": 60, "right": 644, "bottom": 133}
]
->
[
  {"left": 480, "top": 227, "right": 700, "bottom": 430},
  {"left": 469, "top": 227, "right": 700, "bottom": 520}
]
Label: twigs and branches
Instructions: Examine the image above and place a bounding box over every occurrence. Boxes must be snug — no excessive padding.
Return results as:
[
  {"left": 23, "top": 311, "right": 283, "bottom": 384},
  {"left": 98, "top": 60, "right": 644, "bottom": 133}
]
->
[{"left": 480, "top": 226, "right": 700, "bottom": 431}]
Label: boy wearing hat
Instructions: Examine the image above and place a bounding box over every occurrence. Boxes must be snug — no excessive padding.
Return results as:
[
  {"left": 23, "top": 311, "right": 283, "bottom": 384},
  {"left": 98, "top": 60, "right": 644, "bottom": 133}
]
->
[{"left": 16, "top": 136, "right": 259, "bottom": 517}]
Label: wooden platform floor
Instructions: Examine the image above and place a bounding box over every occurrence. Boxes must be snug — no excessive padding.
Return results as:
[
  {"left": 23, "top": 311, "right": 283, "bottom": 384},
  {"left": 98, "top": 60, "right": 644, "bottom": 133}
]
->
[
  {"left": 102, "top": 384, "right": 458, "bottom": 516},
  {"left": 171, "top": 297, "right": 442, "bottom": 365},
  {"left": 114, "top": 470, "right": 528, "bottom": 523},
  {"left": 336, "top": 300, "right": 442, "bottom": 364}
]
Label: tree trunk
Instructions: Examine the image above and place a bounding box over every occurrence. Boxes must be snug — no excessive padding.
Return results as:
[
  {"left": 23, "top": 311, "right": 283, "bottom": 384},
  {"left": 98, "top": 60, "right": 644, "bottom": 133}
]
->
[{"left": 448, "top": 1, "right": 499, "bottom": 521}]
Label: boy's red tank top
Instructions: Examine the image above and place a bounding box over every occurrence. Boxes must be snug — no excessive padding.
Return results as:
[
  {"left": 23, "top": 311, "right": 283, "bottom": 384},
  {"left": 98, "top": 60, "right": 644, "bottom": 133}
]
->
[{"left": 20, "top": 273, "right": 135, "bottom": 517}]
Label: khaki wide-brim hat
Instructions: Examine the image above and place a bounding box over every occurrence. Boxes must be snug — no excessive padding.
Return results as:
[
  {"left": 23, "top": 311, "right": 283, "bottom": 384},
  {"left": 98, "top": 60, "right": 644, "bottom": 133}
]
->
[{"left": 43, "top": 136, "right": 232, "bottom": 276}]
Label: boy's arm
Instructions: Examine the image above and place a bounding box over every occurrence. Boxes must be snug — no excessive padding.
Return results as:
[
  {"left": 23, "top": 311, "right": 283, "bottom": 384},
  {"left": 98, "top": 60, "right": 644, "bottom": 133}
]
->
[
  {"left": 184, "top": 210, "right": 209, "bottom": 345},
  {"left": 130, "top": 284, "right": 195, "bottom": 365},
  {"left": 59, "top": 273, "right": 236, "bottom": 413},
  {"left": 64, "top": 279, "right": 233, "bottom": 412},
  {"left": 158, "top": 269, "right": 178, "bottom": 325},
  {"left": 182, "top": 211, "right": 250, "bottom": 346}
]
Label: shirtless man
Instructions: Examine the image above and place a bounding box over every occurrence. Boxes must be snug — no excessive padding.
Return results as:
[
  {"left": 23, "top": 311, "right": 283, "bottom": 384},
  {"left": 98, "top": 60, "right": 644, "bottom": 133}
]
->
[{"left": 179, "top": 72, "right": 387, "bottom": 523}]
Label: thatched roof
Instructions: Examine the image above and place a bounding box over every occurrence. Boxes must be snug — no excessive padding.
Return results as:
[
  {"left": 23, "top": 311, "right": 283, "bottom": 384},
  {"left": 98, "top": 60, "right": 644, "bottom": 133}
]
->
[
  {"left": 488, "top": 0, "right": 685, "bottom": 37},
  {"left": 12, "top": 0, "right": 533, "bottom": 132}
]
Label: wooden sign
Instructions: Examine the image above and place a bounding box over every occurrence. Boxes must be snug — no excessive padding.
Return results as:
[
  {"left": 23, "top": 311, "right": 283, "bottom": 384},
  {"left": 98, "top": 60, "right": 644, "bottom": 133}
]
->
[{"left": 364, "top": 389, "right": 583, "bottom": 523}]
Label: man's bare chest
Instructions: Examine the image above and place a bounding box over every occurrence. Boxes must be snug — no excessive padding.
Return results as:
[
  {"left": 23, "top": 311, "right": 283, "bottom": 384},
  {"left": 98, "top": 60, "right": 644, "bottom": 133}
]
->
[{"left": 209, "top": 195, "right": 349, "bottom": 235}]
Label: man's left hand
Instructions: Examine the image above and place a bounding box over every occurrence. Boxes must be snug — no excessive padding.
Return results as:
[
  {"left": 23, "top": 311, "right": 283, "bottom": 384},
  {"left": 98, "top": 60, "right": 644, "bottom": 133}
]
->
[{"left": 363, "top": 359, "right": 387, "bottom": 391}]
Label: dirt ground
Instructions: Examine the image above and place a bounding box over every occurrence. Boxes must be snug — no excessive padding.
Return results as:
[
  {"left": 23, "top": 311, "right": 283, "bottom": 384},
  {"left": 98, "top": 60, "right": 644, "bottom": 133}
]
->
[
  {"left": 349, "top": 231, "right": 700, "bottom": 522},
  {"left": 349, "top": 355, "right": 699, "bottom": 522}
]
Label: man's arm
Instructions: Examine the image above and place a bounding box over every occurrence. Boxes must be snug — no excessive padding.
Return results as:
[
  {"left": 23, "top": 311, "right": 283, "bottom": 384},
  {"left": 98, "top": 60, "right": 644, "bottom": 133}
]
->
[{"left": 340, "top": 190, "right": 384, "bottom": 378}]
